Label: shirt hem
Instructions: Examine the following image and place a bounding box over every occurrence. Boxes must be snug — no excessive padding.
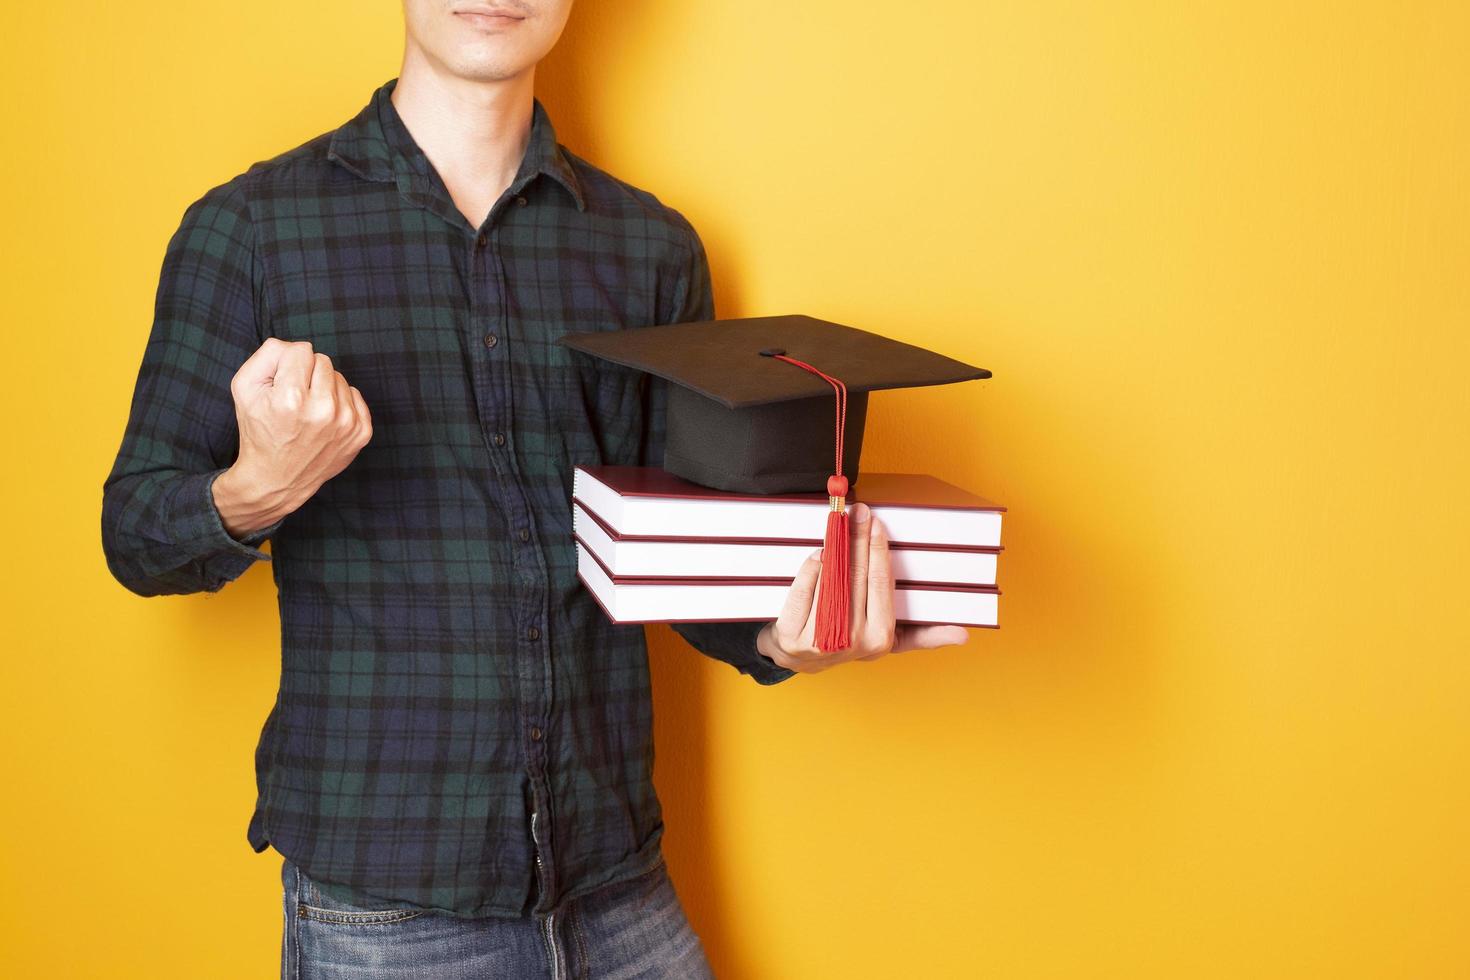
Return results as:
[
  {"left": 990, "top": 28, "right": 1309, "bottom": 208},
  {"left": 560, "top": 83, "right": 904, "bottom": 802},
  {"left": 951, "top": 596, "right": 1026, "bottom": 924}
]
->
[{"left": 251, "top": 805, "right": 667, "bottom": 920}]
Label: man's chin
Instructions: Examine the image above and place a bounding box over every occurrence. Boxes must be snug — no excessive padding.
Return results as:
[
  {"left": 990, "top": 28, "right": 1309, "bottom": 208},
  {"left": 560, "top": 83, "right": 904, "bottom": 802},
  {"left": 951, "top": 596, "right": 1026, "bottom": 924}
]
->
[{"left": 445, "top": 53, "right": 530, "bottom": 84}]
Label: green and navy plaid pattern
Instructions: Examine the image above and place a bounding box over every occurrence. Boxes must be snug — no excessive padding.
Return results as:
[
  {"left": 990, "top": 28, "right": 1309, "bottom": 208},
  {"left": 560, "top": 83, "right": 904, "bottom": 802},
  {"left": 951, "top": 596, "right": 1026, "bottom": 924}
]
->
[{"left": 101, "top": 77, "right": 795, "bottom": 918}]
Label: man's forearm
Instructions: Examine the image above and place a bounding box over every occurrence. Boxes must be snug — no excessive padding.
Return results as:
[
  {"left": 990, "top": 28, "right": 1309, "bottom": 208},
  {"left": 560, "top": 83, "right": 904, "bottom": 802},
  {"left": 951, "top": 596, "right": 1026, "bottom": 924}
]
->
[{"left": 211, "top": 464, "right": 295, "bottom": 539}]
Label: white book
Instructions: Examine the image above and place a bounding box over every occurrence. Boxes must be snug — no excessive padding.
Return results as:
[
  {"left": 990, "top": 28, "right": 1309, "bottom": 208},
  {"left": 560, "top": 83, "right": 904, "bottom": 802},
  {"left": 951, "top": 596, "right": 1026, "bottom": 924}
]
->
[
  {"left": 577, "top": 543, "right": 999, "bottom": 628},
  {"left": 572, "top": 465, "right": 1004, "bottom": 549},
  {"left": 574, "top": 501, "right": 999, "bottom": 586}
]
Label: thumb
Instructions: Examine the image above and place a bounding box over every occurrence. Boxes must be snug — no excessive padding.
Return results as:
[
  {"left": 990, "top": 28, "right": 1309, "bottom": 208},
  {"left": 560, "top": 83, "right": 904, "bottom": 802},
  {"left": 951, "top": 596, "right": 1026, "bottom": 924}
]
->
[
  {"left": 231, "top": 338, "right": 288, "bottom": 399},
  {"left": 775, "top": 549, "right": 824, "bottom": 641},
  {"left": 891, "top": 624, "right": 971, "bottom": 653}
]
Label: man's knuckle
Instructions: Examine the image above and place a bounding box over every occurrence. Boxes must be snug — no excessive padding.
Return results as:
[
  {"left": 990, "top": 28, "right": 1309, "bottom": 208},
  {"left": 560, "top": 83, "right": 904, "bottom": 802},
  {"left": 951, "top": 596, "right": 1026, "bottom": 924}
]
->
[{"left": 785, "top": 640, "right": 815, "bottom": 660}]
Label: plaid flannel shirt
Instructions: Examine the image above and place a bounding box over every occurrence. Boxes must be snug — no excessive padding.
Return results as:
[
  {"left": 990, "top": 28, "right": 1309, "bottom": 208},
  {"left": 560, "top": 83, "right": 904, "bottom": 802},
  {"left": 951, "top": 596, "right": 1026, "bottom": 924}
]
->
[{"left": 101, "top": 77, "right": 796, "bottom": 918}]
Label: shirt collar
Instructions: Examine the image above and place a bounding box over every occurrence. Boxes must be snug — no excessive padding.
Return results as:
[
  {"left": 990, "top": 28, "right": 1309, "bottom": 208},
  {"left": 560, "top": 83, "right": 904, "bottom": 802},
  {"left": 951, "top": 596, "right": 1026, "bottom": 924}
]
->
[{"left": 327, "top": 76, "right": 587, "bottom": 219}]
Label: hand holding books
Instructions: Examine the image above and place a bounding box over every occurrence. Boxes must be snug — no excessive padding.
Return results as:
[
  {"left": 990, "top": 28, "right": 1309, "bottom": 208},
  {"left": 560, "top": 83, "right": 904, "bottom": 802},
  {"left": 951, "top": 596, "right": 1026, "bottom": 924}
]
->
[{"left": 755, "top": 501, "right": 971, "bottom": 676}]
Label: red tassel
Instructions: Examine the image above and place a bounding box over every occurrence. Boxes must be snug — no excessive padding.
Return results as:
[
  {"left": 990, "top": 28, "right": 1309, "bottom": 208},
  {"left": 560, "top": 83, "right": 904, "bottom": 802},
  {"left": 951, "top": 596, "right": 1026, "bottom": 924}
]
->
[
  {"left": 815, "top": 506, "right": 850, "bottom": 651},
  {"left": 814, "top": 473, "right": 851, "bottom": 651}
]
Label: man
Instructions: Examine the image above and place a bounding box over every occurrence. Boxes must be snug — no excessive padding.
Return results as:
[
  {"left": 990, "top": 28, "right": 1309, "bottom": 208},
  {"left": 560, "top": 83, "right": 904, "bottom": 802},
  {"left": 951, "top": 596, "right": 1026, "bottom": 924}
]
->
[{"left": 101, "top": 1, "right": 969, "bottom": 975}]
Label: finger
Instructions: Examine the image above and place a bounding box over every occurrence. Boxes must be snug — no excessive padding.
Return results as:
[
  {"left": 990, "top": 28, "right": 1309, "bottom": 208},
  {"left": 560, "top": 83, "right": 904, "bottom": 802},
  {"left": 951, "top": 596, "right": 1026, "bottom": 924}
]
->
[
  {"left": 799, "top": 591, "right": 818, "bottom": 651},
  {"left": 332, "top": 372, "right": 356, "bottom": 428},
  {"left": 348, "top": 385, "right": 372, "bottom": 436},
  {"left": 272, "top": 341, "right": 315, "bottom": 402},
  {"left": 847, "top": 502, "right": 872, "bottom": 634},
  {"left": 310, "top": 351, "right": 336, "bottom": 392},
  {"left": 776, "top": 549, "right": 824, "bottom": 643},
  {"left": 890, "top": 624, "right": 970, "bottom": 653},
  {"left": 865, "top": 512, "right": 894, "bottom": 643},
  {"left": 232, "top": 337, "right": 290, "bottom": 393}
]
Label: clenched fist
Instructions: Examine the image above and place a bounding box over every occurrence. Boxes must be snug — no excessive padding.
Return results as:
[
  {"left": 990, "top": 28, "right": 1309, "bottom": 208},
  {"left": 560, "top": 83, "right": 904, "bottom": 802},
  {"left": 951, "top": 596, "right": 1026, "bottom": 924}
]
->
[{"left": 212, "top": 338, "right": 373, "bottom": 538}]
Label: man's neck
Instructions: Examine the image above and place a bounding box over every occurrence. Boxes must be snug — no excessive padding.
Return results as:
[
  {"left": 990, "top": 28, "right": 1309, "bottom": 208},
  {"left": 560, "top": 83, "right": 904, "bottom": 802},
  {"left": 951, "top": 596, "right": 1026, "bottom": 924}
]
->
[{"left": 390, "top": 50, "right": 536, "bottom": 228}]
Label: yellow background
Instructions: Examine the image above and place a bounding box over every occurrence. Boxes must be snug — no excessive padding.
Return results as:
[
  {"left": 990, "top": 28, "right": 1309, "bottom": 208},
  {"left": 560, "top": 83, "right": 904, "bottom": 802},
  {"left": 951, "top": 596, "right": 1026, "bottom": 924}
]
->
[{"left": 3, "top": 2, "right": 1467, "bottom": 977}]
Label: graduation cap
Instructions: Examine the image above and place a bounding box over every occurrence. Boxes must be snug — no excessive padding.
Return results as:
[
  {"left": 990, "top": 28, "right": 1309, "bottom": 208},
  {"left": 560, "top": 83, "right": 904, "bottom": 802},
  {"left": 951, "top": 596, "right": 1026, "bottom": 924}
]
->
[{"left": 556, "top": 313, "right": 991, "bottom": 651}]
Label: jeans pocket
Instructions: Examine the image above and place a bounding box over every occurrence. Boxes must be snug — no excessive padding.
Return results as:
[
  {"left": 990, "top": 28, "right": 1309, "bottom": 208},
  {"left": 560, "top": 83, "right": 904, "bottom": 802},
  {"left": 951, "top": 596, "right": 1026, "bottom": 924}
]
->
[{"left": 290, "top": 860, "right": 430, "bottom": 926}]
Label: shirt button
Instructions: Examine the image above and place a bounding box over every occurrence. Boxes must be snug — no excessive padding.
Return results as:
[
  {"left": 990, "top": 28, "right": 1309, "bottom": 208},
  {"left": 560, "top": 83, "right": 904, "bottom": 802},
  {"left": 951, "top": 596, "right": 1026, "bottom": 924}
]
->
[
  {"left": 527, "top": 626, "right": 541, "bottom": 641},
  {"left": 493, "top": 431, "right": 506, "bottom": 447},
  {"left": 483, "top": 332, "right": 498, "bottom": 349},
  {"left": 530, "top": 726, "right": 543, "bottom": 741},
  {"left": 518, "top": 528, "right": 531, "bottom": 542},
  {"left": 516, "top": 195, "right": 528, "bottom": 207},
  {"left": 475, "top": 232, "right": 487, "bottom": 248}
]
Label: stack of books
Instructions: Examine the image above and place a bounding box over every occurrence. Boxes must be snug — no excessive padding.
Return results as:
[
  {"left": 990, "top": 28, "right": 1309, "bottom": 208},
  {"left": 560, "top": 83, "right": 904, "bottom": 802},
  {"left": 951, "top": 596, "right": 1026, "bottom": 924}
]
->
[{"left": 571, "top": 465, "right": 1004, "bottom": 628}]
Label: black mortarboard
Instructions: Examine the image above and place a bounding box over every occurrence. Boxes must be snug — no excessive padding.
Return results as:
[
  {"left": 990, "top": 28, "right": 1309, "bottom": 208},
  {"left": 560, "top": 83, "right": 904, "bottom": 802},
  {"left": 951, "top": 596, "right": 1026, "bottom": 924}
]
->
[{"left": 556, "top": 313, "right": 991, "bottom": 496}]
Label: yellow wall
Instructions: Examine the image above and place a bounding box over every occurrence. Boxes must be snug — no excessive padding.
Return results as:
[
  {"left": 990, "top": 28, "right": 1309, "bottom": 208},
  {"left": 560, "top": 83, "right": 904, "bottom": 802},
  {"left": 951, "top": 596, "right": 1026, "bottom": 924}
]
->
[{"left": 4, "top": 2, "right": 1467, "bottom": 976}]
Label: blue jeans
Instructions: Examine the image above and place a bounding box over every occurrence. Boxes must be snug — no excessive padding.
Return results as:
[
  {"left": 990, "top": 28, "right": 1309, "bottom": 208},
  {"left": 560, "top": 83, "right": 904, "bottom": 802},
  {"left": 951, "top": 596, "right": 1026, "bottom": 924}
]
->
[{"left": 280, "top": 855, "right": 717, "bottom": 979}]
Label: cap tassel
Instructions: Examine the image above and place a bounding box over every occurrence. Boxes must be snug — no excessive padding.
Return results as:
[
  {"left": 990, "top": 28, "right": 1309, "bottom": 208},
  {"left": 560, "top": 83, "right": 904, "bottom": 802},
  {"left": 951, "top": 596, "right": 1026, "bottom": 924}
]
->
[
  {"left": 768, "top": 352, "right": 851, "bottom": 652},
  {"left": 816, "top": 475, "right": 851, "bottom": 651}
]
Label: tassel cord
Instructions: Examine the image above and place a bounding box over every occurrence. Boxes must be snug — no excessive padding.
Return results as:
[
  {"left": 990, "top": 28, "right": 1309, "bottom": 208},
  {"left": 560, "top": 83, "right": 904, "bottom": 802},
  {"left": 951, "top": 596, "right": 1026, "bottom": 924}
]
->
[{"left": 769, "top": 354, "right": 851, "bottom": 651}]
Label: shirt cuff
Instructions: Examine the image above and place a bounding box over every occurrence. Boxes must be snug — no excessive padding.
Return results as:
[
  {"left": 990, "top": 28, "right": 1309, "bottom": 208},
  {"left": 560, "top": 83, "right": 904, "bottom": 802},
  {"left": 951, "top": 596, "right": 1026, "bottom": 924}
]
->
[
  {"left": 178, "top": 468, "right": 280, "bottom": 562},
  {"left": 749, "top": 647, "right": 799, "bottom": 686},
  {"left": 670, "top": 619, "right": 799, "bottom": 686}
]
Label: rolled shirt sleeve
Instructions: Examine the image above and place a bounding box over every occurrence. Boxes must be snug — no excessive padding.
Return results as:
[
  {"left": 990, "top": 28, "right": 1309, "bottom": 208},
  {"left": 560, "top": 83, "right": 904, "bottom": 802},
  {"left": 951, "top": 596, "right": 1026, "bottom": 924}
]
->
[{"left": 101, "top": 178, "right": 280, "bottom": 596}]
